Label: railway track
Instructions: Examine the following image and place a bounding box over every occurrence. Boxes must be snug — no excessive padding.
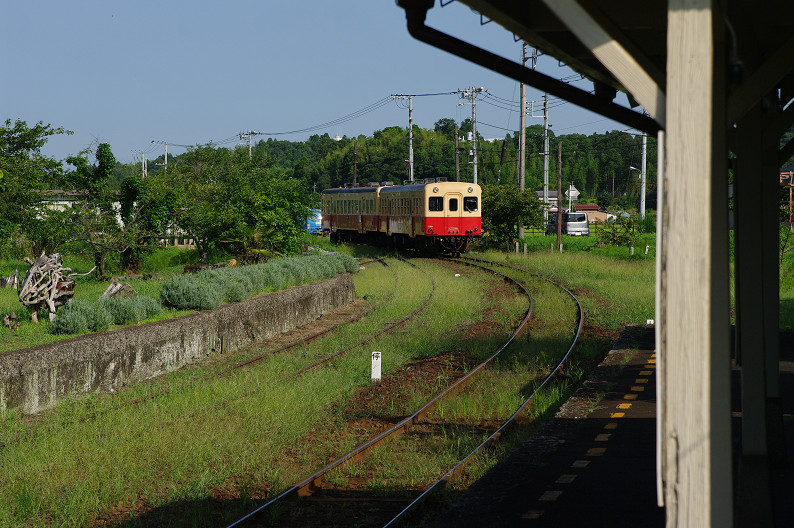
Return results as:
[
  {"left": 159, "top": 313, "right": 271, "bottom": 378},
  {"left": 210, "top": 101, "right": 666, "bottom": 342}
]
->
[{"left": 224, "top": 256, "right": 584, "bottom": 528}]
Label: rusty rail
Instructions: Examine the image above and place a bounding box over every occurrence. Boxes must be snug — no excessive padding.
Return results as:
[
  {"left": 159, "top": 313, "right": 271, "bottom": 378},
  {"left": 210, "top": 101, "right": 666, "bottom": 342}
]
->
[{"left": 223, "top": 257, "right": 534, "bottom": 528}]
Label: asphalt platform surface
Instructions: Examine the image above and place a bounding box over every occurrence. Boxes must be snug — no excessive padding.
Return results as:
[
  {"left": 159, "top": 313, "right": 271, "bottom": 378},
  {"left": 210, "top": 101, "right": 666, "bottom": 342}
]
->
[{"left": 431, "top": 325, "right": 794, "bottom": 528}]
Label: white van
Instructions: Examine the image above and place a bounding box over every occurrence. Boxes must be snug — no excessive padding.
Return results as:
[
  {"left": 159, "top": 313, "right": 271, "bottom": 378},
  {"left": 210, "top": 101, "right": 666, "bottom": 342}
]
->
[{"left": 545, "top": 212, "right": 590, "bottom": 236}]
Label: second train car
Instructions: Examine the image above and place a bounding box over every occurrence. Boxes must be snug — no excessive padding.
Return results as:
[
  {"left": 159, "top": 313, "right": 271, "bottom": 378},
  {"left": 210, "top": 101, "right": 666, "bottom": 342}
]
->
[{"left": 321, "top": 179, "right": 482, "bottom": 254}]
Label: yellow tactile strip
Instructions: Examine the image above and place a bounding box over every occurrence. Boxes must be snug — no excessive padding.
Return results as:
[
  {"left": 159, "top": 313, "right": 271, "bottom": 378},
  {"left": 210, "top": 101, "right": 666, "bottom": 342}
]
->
[{"left": 521, "top": 349, "right": 657, "bottom": 521}]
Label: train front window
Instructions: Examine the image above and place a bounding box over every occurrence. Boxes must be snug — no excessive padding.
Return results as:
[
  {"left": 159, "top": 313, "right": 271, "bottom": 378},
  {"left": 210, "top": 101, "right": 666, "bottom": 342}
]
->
[
  {"left": 449, "top": 198, "right": 458, "bottom": 212},
  {"left": 464, "top": 197, "right": 478, "bottom": 212},
  {"left": 429, "top": 197, "right": 443, "bottom": 211}
]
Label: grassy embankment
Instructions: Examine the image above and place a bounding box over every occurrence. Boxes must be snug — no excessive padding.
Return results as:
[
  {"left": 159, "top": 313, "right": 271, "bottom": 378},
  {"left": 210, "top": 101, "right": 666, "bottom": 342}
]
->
[{"left": 0, "top": 237, "right": 658, "bottom": 527}]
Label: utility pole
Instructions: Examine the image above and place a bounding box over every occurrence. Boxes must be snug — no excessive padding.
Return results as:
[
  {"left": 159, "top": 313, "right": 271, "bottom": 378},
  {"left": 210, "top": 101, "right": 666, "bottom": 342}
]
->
[
  {"left": 392, "top": 91, "right": 457, "bottom": 182},
  {"left": 152, "top": 140, "right": 168, "bottom": 172},
  {"left": 640, "top": 130, "right": 647, "bottom": 218},
  {"left": 454, "top": 124, "right": 461, "bottom": 182},
  {"left": 239, "top": 130, "right": 260, "bottom": 160},
  {"left": 518, "top": 44, "right": 534, "bottom": 242},
  {"left": 519, "top": 44, "right": 527, "bottom": 193},
  {"left": 556, "top": 141, "right": 563, "bottom": 249},
  {"left": 459, "top": 87, "right": 485, "bottom": 184},
  {"left": 543, "top": 92, "right": 550, "bottom": 220},
  {"left": 408, "top": 96, "right": 414, "bottom": 181},
  {"left": 133, "top": 150, "right": 148, "bottom": 178}
]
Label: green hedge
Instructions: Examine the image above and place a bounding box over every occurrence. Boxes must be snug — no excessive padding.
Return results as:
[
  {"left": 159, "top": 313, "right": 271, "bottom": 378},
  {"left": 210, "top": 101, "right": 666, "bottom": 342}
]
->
[
  {"left": 51, "top": 296, "right": 163, "bottom": 335},
  {"left": 159, "top": 253, "right": 357, "bottom": 311},
  {"left": 50, "top": 253, "right": 356, "bottom": 335}
]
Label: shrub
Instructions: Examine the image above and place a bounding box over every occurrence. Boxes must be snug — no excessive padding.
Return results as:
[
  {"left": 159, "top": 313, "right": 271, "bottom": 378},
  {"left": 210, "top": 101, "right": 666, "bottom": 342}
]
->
[
  {"left": 595, "top": 216, "right": 637, "bottom": 247},
  {"left": 51, "top": 301, "right": 112, "bottom": 335},
  {"left": 159, "top": 275, "right": 225, "bottom": 311},
  {"left": 158, "top": 253, "right": 357, "bottom": 311},
  {"left": 99, "top": 296, "right": 162, "bottom": 325}
]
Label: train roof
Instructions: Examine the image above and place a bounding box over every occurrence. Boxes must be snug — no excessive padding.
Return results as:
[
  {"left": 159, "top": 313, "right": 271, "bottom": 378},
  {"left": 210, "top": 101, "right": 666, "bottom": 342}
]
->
[
  {"left": 322, "top": 186, "right": 379, "bottom": 195},
  {"left": 322, "top": 180, "right": 480, "bottom": 195}
]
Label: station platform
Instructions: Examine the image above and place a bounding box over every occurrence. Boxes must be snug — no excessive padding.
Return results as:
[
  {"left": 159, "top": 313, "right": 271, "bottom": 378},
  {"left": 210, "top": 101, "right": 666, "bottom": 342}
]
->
[{"left": 431, "top": 325, "right": 794, "bottom": 528}]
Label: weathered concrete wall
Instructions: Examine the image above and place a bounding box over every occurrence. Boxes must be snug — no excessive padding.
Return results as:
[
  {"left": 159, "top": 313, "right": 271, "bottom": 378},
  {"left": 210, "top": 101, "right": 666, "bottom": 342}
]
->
[{"left": 0, "top": 273, "right": 355, "bottom": 414}]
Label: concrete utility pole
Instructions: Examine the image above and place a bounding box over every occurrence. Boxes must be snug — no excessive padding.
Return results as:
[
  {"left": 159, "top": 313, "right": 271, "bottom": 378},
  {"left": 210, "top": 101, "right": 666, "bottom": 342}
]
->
[
  {"left": 556, "top": 141, "right": 563, "bottom": 248},
  {"left": 519, "top": 45, "right": 528, "bottom": 193},
  {"left": 459, "top": 87, "right": 485, "bottom": 184},
  {"left": 132, "top": 150, "right": 148, "bottom": 178},
  {"left": 517, "top": 45, "right": 537, "bottom": 242},
  {"left": 392, "top": 91, "right": 457, "bottom": 181},
  {"left": 640, "top": 130, "right": 647, "bottom": 218},
  {"left": 454, "top": 124, "right": 461, "bottom": 182},
  {"left": 239, "top": 130, "right": 260, "bottom": 160},
  {"left": 152, "top": 140, "right": 168, "bottom": 172},
  {"left": 543, "top": 92, "right": 550, "bottom": 219},
  {"left": 408, "top": 96, "right": 414, "bottom": 181},
  {"left": 518, "top": 44, "right": 528, "bottom": 241}
]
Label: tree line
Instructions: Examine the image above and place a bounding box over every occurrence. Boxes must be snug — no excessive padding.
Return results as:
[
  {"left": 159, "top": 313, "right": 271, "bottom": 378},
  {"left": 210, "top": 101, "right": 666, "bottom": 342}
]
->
[
  {"left": 2, "top": 117, "right": 660, "bottom": 272},
  {"left": 135, "top": 119, "right": 658, "bottom": 211}
]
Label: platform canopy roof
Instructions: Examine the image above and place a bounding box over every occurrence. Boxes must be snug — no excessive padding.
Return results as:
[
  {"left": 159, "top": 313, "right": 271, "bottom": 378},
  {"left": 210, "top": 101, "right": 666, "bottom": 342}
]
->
[{"left": 399, "top": 0, "right": 794, "bottom": 142}]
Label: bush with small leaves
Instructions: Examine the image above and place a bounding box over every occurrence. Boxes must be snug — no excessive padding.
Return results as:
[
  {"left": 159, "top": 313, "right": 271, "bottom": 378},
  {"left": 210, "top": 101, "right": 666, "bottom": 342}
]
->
[
  {"left": 52, "top": 301, "right": 112, "bottom": 334},
  {"left": 160, "top": 275, "right": 225, "bottom": 311}
]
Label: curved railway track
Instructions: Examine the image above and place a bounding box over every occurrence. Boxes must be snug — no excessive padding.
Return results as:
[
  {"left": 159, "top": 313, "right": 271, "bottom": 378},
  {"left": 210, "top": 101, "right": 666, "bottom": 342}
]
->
[
  {"left": 378, "top": 256, "right": 585, "bottom": 526},
  {"left": 224, "top": 256, "right": 584, "bottom": 528}
]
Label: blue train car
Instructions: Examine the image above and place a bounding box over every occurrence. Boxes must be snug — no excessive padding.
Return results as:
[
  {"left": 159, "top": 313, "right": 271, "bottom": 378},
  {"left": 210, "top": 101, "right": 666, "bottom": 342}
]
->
[{"left": 304, "top": 208, "right": 323, "bottom": 234}]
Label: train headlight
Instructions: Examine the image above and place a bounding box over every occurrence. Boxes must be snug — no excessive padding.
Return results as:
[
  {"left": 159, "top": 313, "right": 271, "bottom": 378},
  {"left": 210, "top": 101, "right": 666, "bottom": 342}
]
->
[
  {"left": 433, "top": 187, "right": 439, "bottom": 193},
  {"left": 468, "top": 187, "right": 473, "bottom": 193}
]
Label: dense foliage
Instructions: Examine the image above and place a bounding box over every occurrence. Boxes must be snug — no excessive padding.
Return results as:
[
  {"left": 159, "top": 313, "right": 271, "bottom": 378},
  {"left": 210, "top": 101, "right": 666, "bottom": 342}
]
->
[
  {"left": 479, "top": 184, "right": 545, "bottom": 249},
  {"left": 0, "top": 119, "right": 72, "bottom": 257},
  {"left": 3, "top": 115, "right": 663, "bottom": 269}
]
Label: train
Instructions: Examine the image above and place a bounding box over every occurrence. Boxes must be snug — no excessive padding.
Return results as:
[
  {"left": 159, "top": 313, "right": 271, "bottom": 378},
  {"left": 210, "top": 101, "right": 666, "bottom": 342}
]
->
[
  {"left": 304, "top": 209, "right": 323, "bottom": 234},
  {"left": 320, "top": 179, "right": 482, "bottom": 254}
]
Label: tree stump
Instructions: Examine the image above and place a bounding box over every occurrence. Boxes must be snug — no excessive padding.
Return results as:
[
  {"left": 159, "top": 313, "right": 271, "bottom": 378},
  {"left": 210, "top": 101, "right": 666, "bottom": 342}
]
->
[{"left": 18, "top": 253, "right": 95, "bottom": 323}]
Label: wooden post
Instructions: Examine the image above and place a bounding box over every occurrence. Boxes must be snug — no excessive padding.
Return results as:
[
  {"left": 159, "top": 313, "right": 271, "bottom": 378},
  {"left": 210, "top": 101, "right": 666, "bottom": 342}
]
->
[
  {"left": 662, "top": 2, "right": 732, "bottom": 525},
  {"left": 734, "top": 103, "right": 775, "bottom": 525}
]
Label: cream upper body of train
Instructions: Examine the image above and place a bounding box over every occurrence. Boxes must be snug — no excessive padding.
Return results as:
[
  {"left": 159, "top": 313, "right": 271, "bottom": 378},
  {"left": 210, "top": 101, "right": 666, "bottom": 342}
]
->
[{"left": 321, "top": 178, "right": 482, "bottom": 254}]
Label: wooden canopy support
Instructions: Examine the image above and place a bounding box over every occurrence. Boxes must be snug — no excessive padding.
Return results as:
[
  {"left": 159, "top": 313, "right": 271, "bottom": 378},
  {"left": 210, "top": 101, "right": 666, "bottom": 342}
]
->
[
  {"left": 727, "top": 34, "right": 794, "bottom": 126},
  {"left": 661, "top": 3, "right": 733, "bottom": 525},
  {"left": 538, "top": 0, "right": 666, "bottom": 128},
  {"left": 400, "top": 1, "right": 793, "bottom": 526}
]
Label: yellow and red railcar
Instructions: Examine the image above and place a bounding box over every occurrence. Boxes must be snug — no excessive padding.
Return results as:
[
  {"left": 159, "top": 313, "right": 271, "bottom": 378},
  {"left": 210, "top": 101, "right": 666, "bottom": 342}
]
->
[{"left": 321, "top": 179, "right": 481, "bottom": 254}]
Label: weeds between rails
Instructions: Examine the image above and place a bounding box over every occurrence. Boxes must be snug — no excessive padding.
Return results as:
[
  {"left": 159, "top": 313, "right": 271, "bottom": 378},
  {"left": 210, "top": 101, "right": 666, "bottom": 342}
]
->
[
  {"left": 223, "top": 257, "right": 536, "bottom": 528},
  {"left": 378, "top": 257, "right": 584, "bottom": 527}
]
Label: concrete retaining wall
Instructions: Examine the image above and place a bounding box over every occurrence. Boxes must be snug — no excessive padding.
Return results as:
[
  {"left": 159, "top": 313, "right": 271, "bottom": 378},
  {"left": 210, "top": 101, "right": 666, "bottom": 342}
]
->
[{"left": 0, "top": 273, "right": 355, "bottom": 414}]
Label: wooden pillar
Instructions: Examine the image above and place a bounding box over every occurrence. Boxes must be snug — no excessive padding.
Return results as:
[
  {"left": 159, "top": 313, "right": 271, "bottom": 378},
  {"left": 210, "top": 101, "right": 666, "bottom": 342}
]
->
[
  {"left": 734, "top": 103, "right": 774, "bottom": 525},
  {"left": 761, "top": 99, "right": 785, "bottom": 467},
  {"left": 662, "top": 2, "right": 732, "bottom": 525}
]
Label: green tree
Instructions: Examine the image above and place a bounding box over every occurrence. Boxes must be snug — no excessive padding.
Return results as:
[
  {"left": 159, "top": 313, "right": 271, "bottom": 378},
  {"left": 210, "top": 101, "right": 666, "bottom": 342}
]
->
[
  {"left": 64, "top": 143, "right": 144, "bottom": 277},
  {"left": 170, "top": 145, "right": 310, "bottom": 263},
  {"left": 0, "top": 119, "right": 72, "bottom": 255},
  {"left": 433, "top": 118, "right": 457, "bottom": 139},
  {"left": 480, "top": 184, "right": 544, "bottom": 249}
]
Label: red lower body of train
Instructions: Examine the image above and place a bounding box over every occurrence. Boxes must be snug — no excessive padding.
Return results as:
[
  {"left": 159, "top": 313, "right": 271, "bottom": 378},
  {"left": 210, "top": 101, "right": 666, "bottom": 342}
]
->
[{"left": 321, "top": 180, "right": 482, "bottom": 254}]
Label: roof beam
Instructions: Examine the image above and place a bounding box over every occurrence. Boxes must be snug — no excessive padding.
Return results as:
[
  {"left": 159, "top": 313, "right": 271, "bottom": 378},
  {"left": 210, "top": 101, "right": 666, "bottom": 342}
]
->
[
  {"left": 764, "top": 97, "right": 794, "bottom": 143},
  {"left": 728, "top": 34, "right": 794, "bottom": 125},
  {"left": 538, "top": 0, "right": 666, "bottom": 128},
  {"left": 779, "top": 135, "right": 794, "bottom": 168},
  {"left": 397, "top": 1, "right": 660, "bottom": 135}
]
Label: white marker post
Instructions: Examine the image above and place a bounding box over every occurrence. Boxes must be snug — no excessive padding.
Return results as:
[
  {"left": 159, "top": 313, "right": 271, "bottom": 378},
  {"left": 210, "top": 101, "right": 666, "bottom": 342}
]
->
[{"left": 371, "top": 351, "right": 381, "bottom": 383}]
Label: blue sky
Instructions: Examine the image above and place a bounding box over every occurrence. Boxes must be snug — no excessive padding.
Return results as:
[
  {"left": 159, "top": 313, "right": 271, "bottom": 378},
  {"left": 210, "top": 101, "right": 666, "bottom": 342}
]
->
[{"left": 4, "top": 1, "right": 630, "bottom": 165}]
